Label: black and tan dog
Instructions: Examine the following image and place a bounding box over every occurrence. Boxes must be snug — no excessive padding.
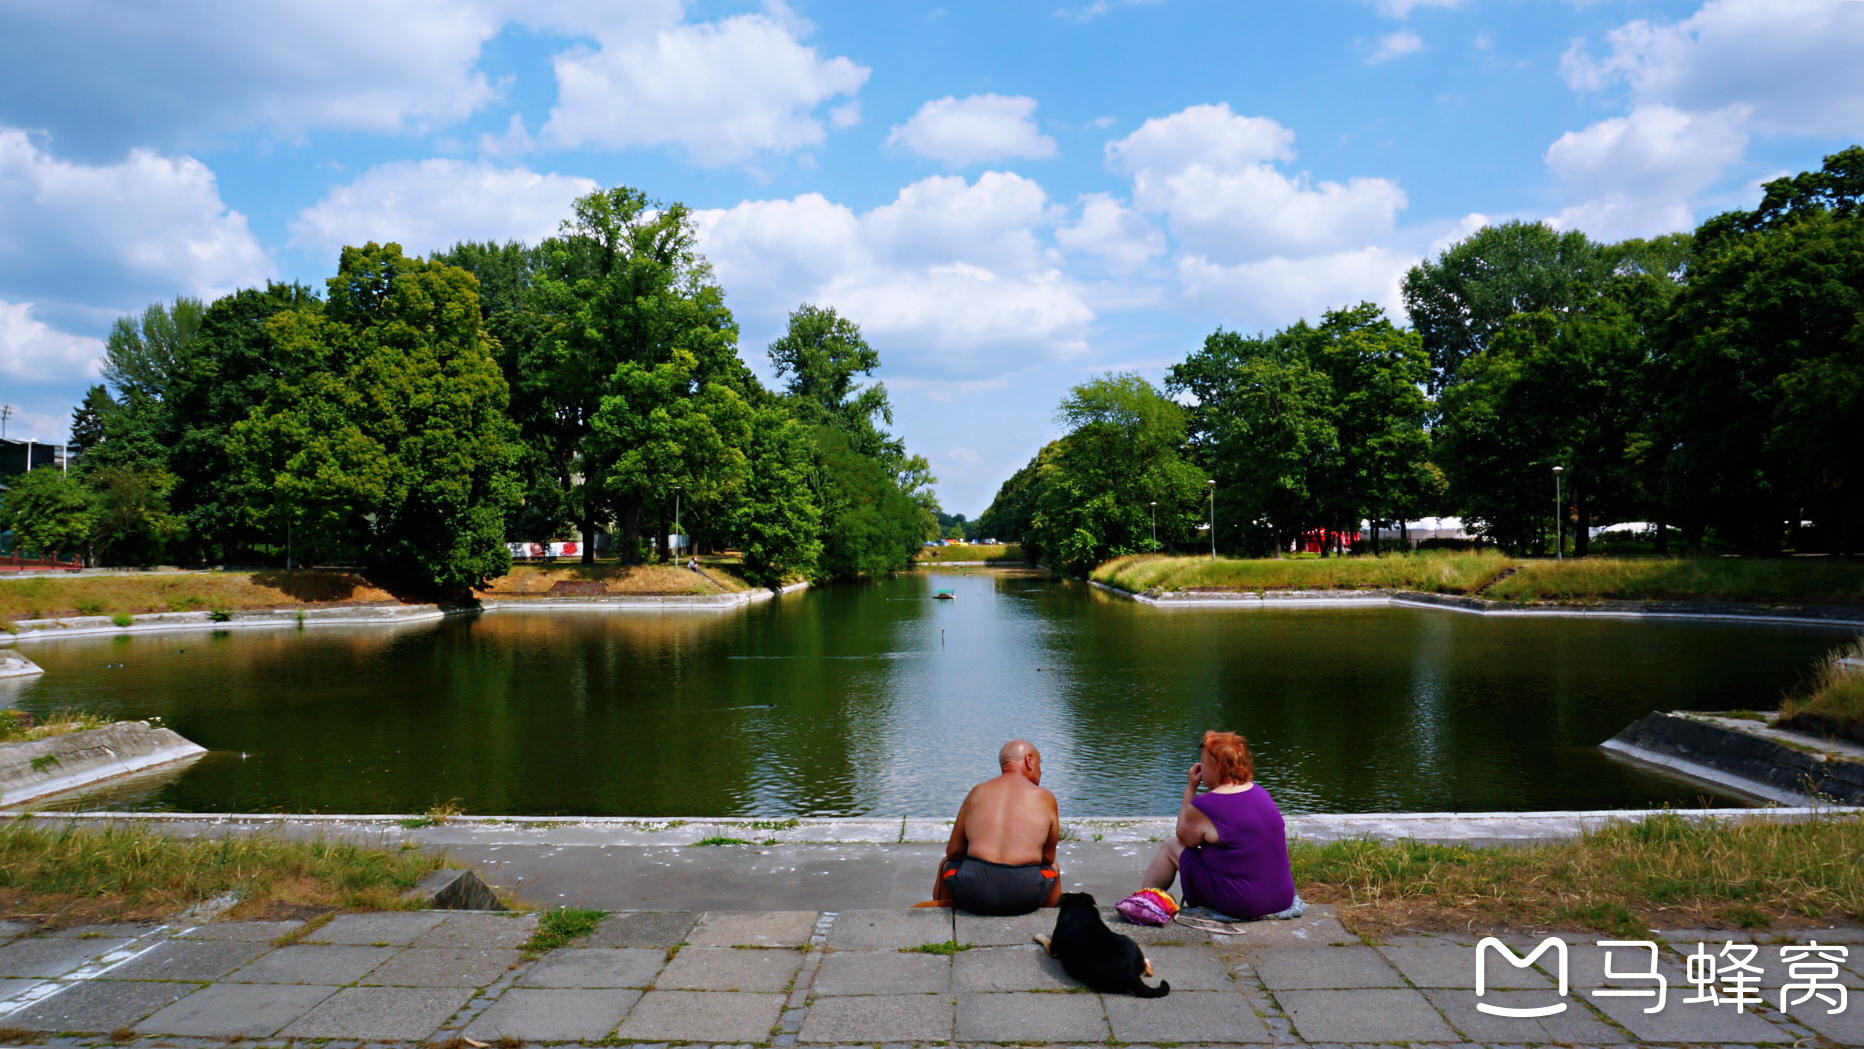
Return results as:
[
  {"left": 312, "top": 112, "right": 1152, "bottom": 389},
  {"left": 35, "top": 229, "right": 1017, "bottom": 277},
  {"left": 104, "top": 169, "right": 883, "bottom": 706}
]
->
[{"left": 1032, "top": 891, "right": 1170, "bottom": 997}]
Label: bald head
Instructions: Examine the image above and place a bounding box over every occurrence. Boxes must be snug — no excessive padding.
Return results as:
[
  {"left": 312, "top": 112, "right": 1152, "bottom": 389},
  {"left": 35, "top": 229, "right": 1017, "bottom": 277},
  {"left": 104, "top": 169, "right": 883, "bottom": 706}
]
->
[{"left": 999, "top": 739, "right": 1038, "bottom": 773}]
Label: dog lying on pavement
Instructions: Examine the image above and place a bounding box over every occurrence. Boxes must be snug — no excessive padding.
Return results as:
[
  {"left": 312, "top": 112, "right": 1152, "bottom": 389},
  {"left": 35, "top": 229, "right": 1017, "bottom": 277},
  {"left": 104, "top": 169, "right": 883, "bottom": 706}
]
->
[{"left": 1032, "top": 891, "right": 1170, "bottom": 997}]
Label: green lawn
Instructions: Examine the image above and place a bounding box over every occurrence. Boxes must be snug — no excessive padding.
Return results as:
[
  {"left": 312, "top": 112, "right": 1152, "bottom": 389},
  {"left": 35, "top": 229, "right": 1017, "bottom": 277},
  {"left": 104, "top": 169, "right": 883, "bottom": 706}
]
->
[
  {"left": 1486, "top": 558, "right": 1864, "bottom": 605},
  {"left": 1092, "top": 551, "right": 1509, "bottom": 594},
  {"left": 913, "top": 544, "right": 1025, "bottom": 564}
]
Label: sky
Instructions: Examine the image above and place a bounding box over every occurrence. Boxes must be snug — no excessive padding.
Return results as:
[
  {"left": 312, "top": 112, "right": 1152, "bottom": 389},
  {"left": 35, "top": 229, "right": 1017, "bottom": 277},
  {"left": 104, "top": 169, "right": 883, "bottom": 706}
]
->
[{"left": 1, "top": 0, "right": 1861, "bottom": 516}]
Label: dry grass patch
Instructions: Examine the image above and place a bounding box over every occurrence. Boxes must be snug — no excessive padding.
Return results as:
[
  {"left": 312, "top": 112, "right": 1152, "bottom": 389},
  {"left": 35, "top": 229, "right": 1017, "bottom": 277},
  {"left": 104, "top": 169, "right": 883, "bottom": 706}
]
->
[
  {"left": 1093, "top": 551, "right": 1511, "bottom": 595},
  {"left": 1295, "top": 813, "right": 1864, "bottom": 939},
  {"left": 0, "top": 570, "right": 406, "bottom": 622},
  {"left": 1777, "top": 634, "right": 1864, "bottom": 743},
  {"left": 480, "top": 563, "right": 741, "bottom": 595},
  {"left": 0, "top": 821, "right": 454, "bottom": 929},
  {"left": 1488, "top": 558, "right": 1864, "bottom": 606},
  {"left": 914, "top": 544, "right": 1025, "bottom": 564},
  {"left": 0, "top": 709, "right": 112, "bottom": 744}
]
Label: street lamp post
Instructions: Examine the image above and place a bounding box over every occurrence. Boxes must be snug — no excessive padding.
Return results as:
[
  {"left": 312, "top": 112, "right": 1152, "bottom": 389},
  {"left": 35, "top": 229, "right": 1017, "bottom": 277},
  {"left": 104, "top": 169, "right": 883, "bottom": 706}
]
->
[
  {"left": 1207, "top": 480, "right": 1217, "bottom": 559},
  {"left": 1552, "top": 466, "right": 1564, "bottom": 561},
  {"left": 673, "top": 485, "right": 683, "bottom": 561},
  {"left": 1149, "top": 501, "right": 1157, "bottom": 551}
]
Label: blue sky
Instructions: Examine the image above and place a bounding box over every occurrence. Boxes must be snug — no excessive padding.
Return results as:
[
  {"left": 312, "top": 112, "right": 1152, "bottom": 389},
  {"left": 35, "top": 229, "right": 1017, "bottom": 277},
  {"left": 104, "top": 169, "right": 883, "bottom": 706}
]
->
[{"left": 2, "top": 0, "right": 1860, "bottom": 515}]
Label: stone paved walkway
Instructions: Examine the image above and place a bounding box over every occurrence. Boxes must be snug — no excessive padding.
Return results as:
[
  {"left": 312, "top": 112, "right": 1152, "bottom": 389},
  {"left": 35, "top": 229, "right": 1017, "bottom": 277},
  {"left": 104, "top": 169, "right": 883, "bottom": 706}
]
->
[{"left": 1, "top": 905, "right": 1861, "bottom": 1046}]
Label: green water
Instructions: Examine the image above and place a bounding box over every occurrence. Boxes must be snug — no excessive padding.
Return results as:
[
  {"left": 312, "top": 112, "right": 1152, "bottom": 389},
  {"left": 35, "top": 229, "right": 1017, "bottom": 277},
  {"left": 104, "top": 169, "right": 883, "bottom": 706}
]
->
[{"left": 4, "top": 569, "right": 1850, "bottom": 816}]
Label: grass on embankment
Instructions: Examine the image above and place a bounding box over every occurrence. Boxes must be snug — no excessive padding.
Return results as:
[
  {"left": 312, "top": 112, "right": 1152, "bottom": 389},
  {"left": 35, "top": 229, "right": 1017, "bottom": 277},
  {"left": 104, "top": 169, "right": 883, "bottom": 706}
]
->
[
  {"left": 0, "top": 710, "right": 111, "bottom": 744},
  {"left": 0, "top": 822, "right": 455, "bottom": 928},
  {"left": 478, "top": 562, "right": 747, "bottom": 596},
  {"left": 1093, "top": 551, "right": 1509, "bottom": 595},
  {"left": 913, "top": 544, "right": 1025, "bottom": 564},
  {"left": 1777, "top": 635, "right": 1864, "bottom": 741},
  {"left": 1485, "top": 557, "right": 1864, "bottom": 606},
  {"left": 0, "top": 570, "right": 403, "bottom": 625},
  {"left": 1297, "top": 813, "right": 1864, "bottom": 938}
]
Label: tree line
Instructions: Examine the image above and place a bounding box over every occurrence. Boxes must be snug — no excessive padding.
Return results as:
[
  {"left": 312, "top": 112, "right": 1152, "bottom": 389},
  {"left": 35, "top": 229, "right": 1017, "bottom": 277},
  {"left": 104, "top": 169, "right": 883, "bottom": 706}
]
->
[
  {"left": 0, "top": 187, "right": 940, "bottom": 589},
  {"left": 981, "top": 147, "right": 1864, "bottom": 567}
]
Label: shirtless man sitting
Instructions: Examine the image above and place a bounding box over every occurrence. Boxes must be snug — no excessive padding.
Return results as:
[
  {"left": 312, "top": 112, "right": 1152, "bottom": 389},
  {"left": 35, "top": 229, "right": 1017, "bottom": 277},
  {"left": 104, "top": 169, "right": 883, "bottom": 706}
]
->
[{"left": 922, "top": 739, "right": 1062, "bottom": 915}]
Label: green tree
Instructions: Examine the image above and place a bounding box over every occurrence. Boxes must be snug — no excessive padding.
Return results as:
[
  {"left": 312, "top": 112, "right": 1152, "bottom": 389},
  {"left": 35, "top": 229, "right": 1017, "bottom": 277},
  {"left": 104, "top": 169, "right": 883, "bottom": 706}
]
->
[
  {"left": 976, "top": 443, "right": 1058, "bottom": 548},
  {"left": 227, "top": 242, "right": 523, "bottom": 589},
  {"left": 87, "top": 466, "right": 184, "bottom": 567},
  {"left": 1030, "top": 373, "right": 1208, "bottom": 570},
  {"left": 0, "top": 467, "right": 91, "bottom": 558},
  {"left": 102, "top": 296, "right": 204, "bottom": 401},
  {"left": 69, "top": 385, "right": 113, "bottom": 449},
  {"left": 1402, "top": 220, "right": 1608, "bottom": 396},
  {"left": 736, "top": 401, "right": 822, "bottom": 586}
]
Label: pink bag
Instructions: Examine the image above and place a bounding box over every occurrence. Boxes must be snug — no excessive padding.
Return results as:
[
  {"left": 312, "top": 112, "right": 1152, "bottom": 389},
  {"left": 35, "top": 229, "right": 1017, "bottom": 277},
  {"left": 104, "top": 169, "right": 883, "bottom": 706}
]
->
[{"left": 1115, "top": 888, "right": 1179, "bottom": 926}]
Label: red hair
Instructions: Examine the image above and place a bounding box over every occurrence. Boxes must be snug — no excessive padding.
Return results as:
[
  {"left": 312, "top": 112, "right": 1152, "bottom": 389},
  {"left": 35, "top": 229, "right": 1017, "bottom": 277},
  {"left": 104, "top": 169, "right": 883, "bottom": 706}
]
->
[{"left": 1202, "top": 731, "right": 1254, "bottom": 785}]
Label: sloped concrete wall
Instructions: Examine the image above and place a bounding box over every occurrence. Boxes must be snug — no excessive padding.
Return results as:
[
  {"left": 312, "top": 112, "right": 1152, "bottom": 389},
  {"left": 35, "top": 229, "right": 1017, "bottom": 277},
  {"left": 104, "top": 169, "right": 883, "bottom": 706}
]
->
[{"left": 0, "top": 721, "right": 206, "bottom": 808}]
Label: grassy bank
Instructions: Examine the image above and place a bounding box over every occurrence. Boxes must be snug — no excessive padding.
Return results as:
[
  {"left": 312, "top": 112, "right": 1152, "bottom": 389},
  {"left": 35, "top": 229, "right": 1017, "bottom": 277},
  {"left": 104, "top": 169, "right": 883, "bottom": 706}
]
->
[
  {"left": 1778, "top": 635, "right": 1864, "bottom": 741},
  {"left": 1093, "top": 551, "right": 1509, "bottom": 594},
  {"left": 0, "top": 570, "right": 404, "bottom": 624},
  {"left": 914, "top": 544, "right": 1025, "bottom": 564},
  {"left": 1485, "top": 557, "right": 1864, "bottom": 605},
  {"left": 1298, "top": 813, "right": 1864, "bottom": 938},
  {"left": 0, "top": 710, "right": 111, "bottom": 744},
  {"left": 0, "top": 822, "right": 455, "bottom": 928},
  {"left": 479, "top": 562, "right": 746, "bottom": 596}
]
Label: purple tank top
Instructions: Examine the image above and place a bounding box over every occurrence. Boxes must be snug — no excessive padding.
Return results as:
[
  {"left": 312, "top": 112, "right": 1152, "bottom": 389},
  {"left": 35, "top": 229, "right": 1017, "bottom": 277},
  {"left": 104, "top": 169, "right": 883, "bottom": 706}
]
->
[{"left": 1178, "top": 785, "right": 1296, "bottom": 919}]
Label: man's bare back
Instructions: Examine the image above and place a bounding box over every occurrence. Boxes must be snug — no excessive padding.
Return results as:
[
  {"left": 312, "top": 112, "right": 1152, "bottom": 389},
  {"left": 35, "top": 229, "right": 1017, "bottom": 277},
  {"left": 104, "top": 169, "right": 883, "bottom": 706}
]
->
[{"left": 923, "top": 739, "right": 1062, "bottom": 912}]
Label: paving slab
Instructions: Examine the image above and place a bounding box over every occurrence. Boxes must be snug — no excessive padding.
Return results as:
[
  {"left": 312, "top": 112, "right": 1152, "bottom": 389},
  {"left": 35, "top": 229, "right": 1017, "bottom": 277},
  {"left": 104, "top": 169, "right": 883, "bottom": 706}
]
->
[
  {"left": 103, "top": 937, "right": 271, "bottom": 982},
  {"left": 0, "top": 936, "right": 130, "bottom": 977},
  {"left": 1794, "top": 999, "right": 1864, "bottom": 1045},
  {"left": 48, "top": 922, "right": 160, "bottom": 939},
  {"left": 225, "top": 943, "right": 399, "bottom": 984},
  {"left": 797, "top": 992, "right": 954, "bottom": 1042},
  {"left": 615, "top": 988, "right": 786, "bottom": 1041},
  {"left": 0, "top": 976, "right": 38, "bottom": 999},
  {"left": 813, "top": 950, "right": 949, "bottom": 995},
  {"left": 305, "top": 910, "right": 447, "bottom": 945},
  {"left": 135, "top": 982, "right": 338, "bottom": 1037},
  {"left": 954, "top": 989, "right": 1109, "bottom": 1041},
  {"left": 826, "top": 908, "right": 954, "bottom": 950},
  {"left": 584, "top": 910, "right": 696, "bottom": 947},
  {"left": 0, "top": 921, "right": 36, "bottom": 940},
  {"left": 519, "top": 946, "right": 667, "bottom": 988},
  {"left": 1138, "top": 944, "right": 1234, "bottom": 990},
  {"left": 464, "top": 986, "right": 639, "bottom": 1040},
  {"left": 1551, "top": 941, "right": 1683, "bottom": 989},
  {"left": 687, "top": 909, "right": 818, "bottom": 947},
  {"left": 954, "top": 908, "right": 1052, "bottom": 947},
  {"left": 412, "top": 911, "right": 538, "bottom": 948},
  {"left": 1423, "top": 987, "right": 1630, "bottom": 1043},
  {"left": 6, "top": 977, "right": 197, "bottom": 1033},
  {"left": 656, "top": 945, "right": 803, "bottom": 992},
  {"left": 1275, "top": 986, "right": 1460, "bottom": 1043},
  {"left": 179, "top": 920, "right": 304, "bottom": 942},
  {"left": 1246, "top": 945, "right": 1407, "bottom": 990},
  {"left": 1104, "top": 989, "right": 1274, "bottom": 1042},
  {"left": 360, "top": 945, "right": 520, "bottom": 986},
  {"left": 1381, "top": 944, "right": 1553, "bottom": 989},
  {"left": 952, "top": 943, "right": 1082, "bottom": 991},
  {"left": 278, "top": 983, "right": 476, "bottom": 1040},
  {"left": 1203, "top": 905, "right": 1354, "bottom": 948},
  {"left": 1587, "top": 991, "right": 1790, "bottom": 1042}
]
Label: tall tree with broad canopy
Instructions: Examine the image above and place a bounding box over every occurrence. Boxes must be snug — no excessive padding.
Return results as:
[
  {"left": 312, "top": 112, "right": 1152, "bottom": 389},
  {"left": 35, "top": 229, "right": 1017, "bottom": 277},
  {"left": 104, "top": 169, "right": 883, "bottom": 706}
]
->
[
  {"left": 1402, "top": 220, "right": 1610, "bottom": 397},
  {"left": 1030, "top": 372, "right": 1208, "bottom": 570},
  {"left": 0, "top": 467, "right": 91, "bottom": 559},
  {"left": 227, "top": 242, "right": 523, "bottom": 590}
]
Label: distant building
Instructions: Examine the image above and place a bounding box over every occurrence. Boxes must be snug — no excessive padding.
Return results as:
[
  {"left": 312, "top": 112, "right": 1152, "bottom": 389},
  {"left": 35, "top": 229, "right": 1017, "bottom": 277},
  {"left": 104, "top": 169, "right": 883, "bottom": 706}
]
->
[
  {"left": 1372, "top": 517, "right": 1473, "bottom": 549},
  {"left": 0, "top": 438, "right": 73, "bottom": 488}
]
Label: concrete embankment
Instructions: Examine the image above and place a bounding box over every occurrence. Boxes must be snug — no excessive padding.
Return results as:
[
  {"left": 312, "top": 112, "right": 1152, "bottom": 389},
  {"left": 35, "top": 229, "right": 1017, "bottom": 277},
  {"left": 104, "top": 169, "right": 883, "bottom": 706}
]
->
[
  {"left": 0, "top": 721, "right": 207, "bottom": 809},
  {"left": 1602, "top": 710, "right": 1864, "bottom": 805},
  {"left": 1090, "top": 579, "right": 1864, "bottom": 626},
  {"left": 0, "top": 651, "right": 43, "bottom": 679}
]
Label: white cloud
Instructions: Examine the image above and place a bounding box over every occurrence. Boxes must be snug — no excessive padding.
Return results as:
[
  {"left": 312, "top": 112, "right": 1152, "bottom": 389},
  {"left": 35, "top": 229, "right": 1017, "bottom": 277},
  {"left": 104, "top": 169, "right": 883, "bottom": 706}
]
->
[
  {"left": 541, "top": 7, "right": 869, "bottom": 166},
  {"left": 0, "top": 0, "right": 507, "bottom": 153},
  {"left": 887, "top": 95, "right": 1059, "bottom": 168},
  {"left": 1107, "top": 105, "right": 1406, "bottom": 264},
  {"left": 0, "top": 129, "right": 272, "bottom": 312},
  {"left": 1545, "top": 104, "right": 1748, "bottom": 239},
  {"left": 694, "top": 174, "right": 1093, "bottom": 381},
  {"left": 1369, "top": 30, "right": 1424, "bottom": 64},
  {"left": 1055, "top": 193, "right": 1165, "bottom": 271},
  {"left": 289, "top": 159, "right": 599, "bottom": 260},
  {"left": 1371, "top": 0, "right": 1467, "bottom": 18},
  {"left": 1177, "top": 247, "right": 1416, "bottom": 332},
  {"left": 0, "top": 300, "right": 103, "bottom": 383},
  {"left": 1562, "top": 0, "right": 1864, "bottom": 138}
]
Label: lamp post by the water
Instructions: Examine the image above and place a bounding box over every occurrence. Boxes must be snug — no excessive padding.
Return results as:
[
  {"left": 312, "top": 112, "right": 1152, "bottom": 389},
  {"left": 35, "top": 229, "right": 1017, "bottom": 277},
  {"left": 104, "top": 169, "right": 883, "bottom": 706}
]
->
[
  {"left": 1150, "top": 501, "right": 1157, "bottom": 551},
  {"left": 1207, "top": 480, "right": 1217, "bottom": 558},
  {"left": 1552, "top": 466, "right": 1564, "bottom": 561}
]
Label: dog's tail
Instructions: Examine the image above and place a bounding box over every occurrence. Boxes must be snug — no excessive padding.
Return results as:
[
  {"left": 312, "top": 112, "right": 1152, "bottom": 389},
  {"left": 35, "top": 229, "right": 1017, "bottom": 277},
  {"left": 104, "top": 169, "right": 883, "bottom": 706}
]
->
[{"left": 1130, "top": 977, "right": 1170, "bottom": 998}]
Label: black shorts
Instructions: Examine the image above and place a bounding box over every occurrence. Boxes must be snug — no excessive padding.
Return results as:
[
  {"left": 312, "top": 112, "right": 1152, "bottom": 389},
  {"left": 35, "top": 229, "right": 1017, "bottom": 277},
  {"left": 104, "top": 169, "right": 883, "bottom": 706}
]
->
[{"left": 942, "top": 856, "right": 1058, "bottom": 916}]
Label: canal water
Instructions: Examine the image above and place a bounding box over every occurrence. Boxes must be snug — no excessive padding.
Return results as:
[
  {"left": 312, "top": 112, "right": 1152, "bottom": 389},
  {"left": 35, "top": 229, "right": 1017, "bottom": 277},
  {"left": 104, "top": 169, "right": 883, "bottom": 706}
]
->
[{"left": 4, "top": 569, "right": 1851, "bottom": 817}]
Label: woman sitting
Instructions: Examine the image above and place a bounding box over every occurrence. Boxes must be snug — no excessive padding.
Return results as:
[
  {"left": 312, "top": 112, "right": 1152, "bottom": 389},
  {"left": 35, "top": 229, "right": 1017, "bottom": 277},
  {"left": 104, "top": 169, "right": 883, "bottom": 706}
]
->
[{"left": 1141, "top": 730, "right": 1298, "bottom": 920}]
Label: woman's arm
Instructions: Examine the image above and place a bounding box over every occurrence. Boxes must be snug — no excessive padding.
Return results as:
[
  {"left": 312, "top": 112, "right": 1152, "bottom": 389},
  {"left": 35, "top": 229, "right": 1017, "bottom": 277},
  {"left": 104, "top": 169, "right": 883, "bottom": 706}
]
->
[{"left": 1174, "top": 762, "right": 1219, "bottom": 848}]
